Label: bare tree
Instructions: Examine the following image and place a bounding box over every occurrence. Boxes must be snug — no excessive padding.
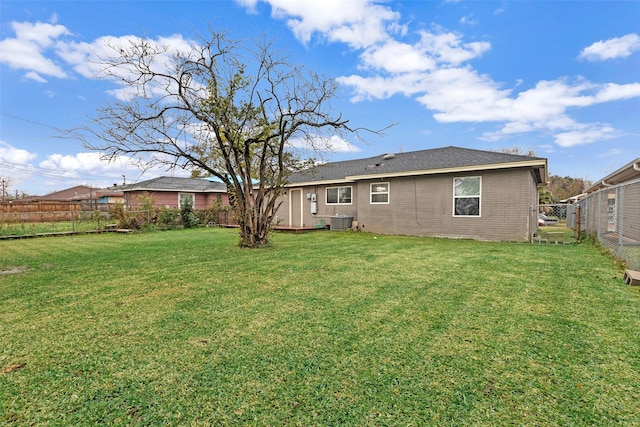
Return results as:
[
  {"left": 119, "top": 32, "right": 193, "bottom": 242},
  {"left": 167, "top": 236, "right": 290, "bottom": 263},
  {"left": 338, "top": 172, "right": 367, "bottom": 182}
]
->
[
  {"left": 0, "top": 177, "right": 11, "bottom": 202},
  {"left": 80, "top": 31, "right": 366, "bottom": 247}
]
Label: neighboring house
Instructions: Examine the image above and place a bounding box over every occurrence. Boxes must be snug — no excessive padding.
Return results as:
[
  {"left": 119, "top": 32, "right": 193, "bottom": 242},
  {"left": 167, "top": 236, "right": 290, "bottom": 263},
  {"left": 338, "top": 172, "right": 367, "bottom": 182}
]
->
[
  {"left": 584, "top": 158, "right": 640, "bottom": 193},
  {"left": 94, "top": 187, "right": 125, "bottom": 205},
  {"left": 28, "top": 185, "right": 96, "bottom": 202},
  {"left": 275, "top": 146, "right": 548, "bottom": 242},
  {"left": 582, "top": 158, "right": 640, "bottom": 241},
  {"left": 29, "top": 184, "right": 125, "bottom": 206},
  {"left": 123, "top": 176, "right": 229, "bottom": 210}
]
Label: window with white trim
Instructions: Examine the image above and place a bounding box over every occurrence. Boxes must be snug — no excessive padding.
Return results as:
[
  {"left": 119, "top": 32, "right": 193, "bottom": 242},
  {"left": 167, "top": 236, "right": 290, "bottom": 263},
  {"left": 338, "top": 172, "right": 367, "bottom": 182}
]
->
[
  {"left": 453, "top": 177, "right": 481, "bottom": 217},
  {"left": 178, "top": 192, "right": 195, "bottom": 209},
  {"left": 370, "top": 182, "right": 389, "bottom": 204},
  {"left": 326, "top": 186, "right": 352, "bottom": 205}
]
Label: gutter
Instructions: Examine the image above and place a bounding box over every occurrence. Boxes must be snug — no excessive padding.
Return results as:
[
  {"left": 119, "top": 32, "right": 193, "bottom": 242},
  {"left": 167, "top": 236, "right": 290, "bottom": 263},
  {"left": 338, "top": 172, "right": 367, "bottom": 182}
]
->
[{"left": 345, "top": 160, "right": 547, "bottom": 182}]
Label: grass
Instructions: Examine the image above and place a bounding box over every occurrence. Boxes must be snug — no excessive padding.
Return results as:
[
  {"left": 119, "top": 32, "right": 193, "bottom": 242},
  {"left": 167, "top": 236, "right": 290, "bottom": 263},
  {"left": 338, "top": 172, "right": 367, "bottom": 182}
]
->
[
  {"left": 0, "top": 219, "right": 106, "bottom": 237},
  {"left": 1, "top": 228, "right": 639, "bottom": 425}
]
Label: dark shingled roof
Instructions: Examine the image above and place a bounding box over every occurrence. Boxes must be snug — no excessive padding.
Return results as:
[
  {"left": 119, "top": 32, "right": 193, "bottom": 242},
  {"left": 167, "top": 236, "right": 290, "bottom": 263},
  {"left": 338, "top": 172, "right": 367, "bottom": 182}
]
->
[
  {"left": 289, "top": 146, "right": 546, "bottom": 184},
  {"left": 124, "top": 176, "right": 226, "bottom": 192}
]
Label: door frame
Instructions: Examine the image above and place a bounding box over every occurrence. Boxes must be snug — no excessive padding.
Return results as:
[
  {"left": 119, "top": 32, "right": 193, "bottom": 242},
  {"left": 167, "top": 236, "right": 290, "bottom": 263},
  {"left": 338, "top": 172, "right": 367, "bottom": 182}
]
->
[{"left": 289, "top": 189, "right": 304, "bottom": 227}]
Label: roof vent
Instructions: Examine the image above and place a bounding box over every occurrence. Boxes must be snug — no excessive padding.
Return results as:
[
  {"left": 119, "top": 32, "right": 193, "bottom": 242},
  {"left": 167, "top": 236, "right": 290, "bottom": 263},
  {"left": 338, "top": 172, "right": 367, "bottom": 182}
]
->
[{"left": 382, "top": 153, "right": 396, "bottom": 160}]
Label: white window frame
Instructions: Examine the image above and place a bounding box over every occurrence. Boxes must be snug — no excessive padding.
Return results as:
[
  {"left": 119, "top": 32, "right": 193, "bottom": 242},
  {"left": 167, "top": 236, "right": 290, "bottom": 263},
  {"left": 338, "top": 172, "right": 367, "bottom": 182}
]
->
[
  {"left": 453, "top": 176, "right": 481, "bottom": 217},
  {"left": 326, "top": 186, "right": 352, "bottom": 205},
  {"left": 370, "top": 182, "right": 390, "bottom": 204},
  {"left": 178, "top": 192, "right": 196, "bottom": 209}
]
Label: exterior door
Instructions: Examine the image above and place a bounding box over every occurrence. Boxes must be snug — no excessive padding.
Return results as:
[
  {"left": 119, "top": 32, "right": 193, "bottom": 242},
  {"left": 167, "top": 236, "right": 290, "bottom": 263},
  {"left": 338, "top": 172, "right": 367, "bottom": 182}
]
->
[{"left": 290, "top": 189, "right": 303, "bottom": 227}]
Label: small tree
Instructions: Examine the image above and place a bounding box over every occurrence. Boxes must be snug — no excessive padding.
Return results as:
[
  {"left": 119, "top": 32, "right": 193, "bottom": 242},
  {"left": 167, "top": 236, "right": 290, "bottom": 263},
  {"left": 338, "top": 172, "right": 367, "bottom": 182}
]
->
[
  {"left": 80, "top": 30, "right": 371, "bottom": 247},
  {"left": 180, "top": 197, "right": 198, "bottom": 228}
]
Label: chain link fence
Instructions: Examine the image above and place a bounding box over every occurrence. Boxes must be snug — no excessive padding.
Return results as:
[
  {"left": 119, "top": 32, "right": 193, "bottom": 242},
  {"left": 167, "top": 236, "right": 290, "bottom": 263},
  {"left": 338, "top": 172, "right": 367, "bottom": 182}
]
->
[
  {"left": 0, "top": 210, "right": 112, "bottom": 237},
  {"left": 577, "top": 178, "right": 640, "bottom": 271},
  {"left": 533, "top": 204, "right": 576, "bottom": 244}
]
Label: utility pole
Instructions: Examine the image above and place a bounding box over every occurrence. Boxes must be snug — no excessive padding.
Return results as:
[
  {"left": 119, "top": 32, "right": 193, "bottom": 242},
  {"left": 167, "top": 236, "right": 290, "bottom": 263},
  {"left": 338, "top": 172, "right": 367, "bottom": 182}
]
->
[{"left": 1, "top": 179, "right": 7, "bottom": 203}]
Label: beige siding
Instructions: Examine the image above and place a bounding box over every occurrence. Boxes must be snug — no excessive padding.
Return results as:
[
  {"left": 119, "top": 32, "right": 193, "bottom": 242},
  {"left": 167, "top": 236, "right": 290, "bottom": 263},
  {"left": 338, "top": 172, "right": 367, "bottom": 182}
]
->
[
  {"left": 276, "top": 168, "right": 538, "bottom": 241},
  {"left": 622, "top": 183, "right": 640, "bottom": 242},
  {"left": 275, "top": 184, "right": 358, "bottom": 228},
  {"left": 356, "top": 169, "right": 535, "bottom": 241}
]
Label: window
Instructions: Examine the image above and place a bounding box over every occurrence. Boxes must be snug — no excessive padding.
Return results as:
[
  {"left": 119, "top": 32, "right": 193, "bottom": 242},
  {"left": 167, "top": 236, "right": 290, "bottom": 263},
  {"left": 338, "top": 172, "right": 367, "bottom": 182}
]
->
[
  {"left": 453, "top": 177, "right": 481, "bottom": 217},
  {"left": 370, "top": 182, "right": 389, "bottom": 204},
  {"left": 178, "top": 193, "right": 195, "bottom": 209},
  {"left": 326, "top": 186, "right": 352, "bottom": 205}
]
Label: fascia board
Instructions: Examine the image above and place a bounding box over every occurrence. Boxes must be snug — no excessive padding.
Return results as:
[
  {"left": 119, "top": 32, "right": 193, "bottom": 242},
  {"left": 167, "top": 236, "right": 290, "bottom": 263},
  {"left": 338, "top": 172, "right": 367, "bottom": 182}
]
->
[
  {"left": 285, "top": 178, "right": 356, "bottom": 188},
  {"left": 126, "top": 187, "right": 225, "bottom": 193},
  {"left": 585, "top": 157, "right": 640, "bottom": 192},
  {"left": 345, "top": 160, "right": 548, "bottom": 181}
]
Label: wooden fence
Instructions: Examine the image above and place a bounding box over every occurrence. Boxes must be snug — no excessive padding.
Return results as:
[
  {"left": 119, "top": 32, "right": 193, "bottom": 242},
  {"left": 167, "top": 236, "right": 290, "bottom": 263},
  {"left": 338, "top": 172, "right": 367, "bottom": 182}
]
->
[
  {"left": 1, "top": 200, "right": 82, "bottom": 213},
  {"left": 1, "top": 201, "right": 109, "bottom": 223}
]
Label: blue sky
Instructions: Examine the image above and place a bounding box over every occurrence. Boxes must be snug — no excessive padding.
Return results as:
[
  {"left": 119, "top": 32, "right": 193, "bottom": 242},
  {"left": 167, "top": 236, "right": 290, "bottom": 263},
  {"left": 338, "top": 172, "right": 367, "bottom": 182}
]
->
[{"left": 1, "top": 0, "right": 639, "bottom": 196}]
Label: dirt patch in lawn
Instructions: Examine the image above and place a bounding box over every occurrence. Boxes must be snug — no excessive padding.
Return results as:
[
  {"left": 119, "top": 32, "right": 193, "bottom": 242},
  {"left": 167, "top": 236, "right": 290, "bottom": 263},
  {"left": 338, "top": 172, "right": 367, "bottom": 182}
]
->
[{"left": 0, "top": 266, "right": 28, "bottom": 275}]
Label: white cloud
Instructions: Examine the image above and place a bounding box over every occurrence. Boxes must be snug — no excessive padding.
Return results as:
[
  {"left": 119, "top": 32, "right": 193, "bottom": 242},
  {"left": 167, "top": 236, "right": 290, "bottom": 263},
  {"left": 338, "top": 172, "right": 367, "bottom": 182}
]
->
[
  {"left": 24, "top": 71, "right": 48, "bottom": 83},
  {"left": 36, "top": 151, "right": 178, "bottom": 187},
  {"left": 417, "top": 67, "right": 510, "bottom": 122},
  {"left": 337, "top": 72, "right": 430, "bottom": 101},
  {"left": 40, "top": 152, "right": 126, "bottom": 175},
  {"left": 0, "top": 142, "right": 39, "bottom": 192},
  {"left": 0, "top": 21, "right": 70, "bottom": 78},
  {"left": 357, "top": 30, "right": 490, "bottom": 75},
  {"left": 237, "top": 0, "right": 401, "bottom": 49},
  {"left": 593, "top": 82, "right": 640, "bottom": 102},
  {"left": 0, "top": 141, "right": 38, "bottom": 164},
  {"left": 555, "top": 125, "right": 621, "bottom": 148},
  {"left": 360, "top": 40, "right": 436, "bottom": 73},
  {"left": 273, "top": 2, "right": 638, "bottom": 149},
  {"left": 288, "top": 135, "right": 361, "bottom": 153},
  {"left": 56, "top": 34, "right": 198, "bottom": 101},
  {"left": 579, "top": 33, "right": 640, "bottom": 61},
  {"left": 418, "top": 31, "right": 490, "bottom": 65},
  {"left": 459, "top": 14, "right": 478, "bottom": 26}
]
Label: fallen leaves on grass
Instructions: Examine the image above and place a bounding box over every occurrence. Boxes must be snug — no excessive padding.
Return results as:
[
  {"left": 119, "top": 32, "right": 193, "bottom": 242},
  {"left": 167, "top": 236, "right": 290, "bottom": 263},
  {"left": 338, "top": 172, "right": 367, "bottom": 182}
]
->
[{"left": 3, "top": 363, "right": 26, "bottom": 373}]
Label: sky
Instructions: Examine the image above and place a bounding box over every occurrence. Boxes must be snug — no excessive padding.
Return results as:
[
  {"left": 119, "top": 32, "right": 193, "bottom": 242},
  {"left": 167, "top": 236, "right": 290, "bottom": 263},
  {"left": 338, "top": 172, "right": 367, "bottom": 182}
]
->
[{"left": 1, "top": 0, "right": 639, "bottom": 196}]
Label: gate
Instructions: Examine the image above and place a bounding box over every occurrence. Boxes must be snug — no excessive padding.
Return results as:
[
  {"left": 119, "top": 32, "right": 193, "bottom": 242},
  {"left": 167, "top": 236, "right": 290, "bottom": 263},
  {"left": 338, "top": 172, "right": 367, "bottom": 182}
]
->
[{"left": 532, "top": 203, "right": 577, "bottom": 244}]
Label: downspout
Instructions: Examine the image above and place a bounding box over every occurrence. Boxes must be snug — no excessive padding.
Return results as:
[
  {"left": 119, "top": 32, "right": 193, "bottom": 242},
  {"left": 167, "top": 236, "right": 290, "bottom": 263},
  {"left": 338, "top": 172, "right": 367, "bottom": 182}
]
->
[{"left": 634, "top": 162, "right": 640, "bottom": 172}]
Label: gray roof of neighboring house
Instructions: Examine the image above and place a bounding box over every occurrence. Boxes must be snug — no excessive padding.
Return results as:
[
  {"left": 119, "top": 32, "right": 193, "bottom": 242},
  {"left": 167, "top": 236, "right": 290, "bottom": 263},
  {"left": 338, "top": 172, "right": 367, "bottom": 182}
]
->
[
  {"left": 123, "top": 176, "right": 227, "bottom": 193},
  {"left": 288, "top": 146, "right": 547, "bottom": 185},
  {"left": 30, "top": 185, "right": 96, "bottom": 201}
]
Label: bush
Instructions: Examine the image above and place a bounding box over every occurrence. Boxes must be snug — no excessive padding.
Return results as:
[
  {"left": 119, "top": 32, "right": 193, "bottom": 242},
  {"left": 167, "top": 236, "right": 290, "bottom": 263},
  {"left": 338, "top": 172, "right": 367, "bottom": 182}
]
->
[
  {"left": 157, "top": 206, "right": 180, "bottom": 229},
  {"left": 196, "top": 202, "right": 235, "bottom": 226},
  {"left": 180, "top": 199, "right": 199, "bottom": 228},
  {"left": 108, "top": 203, "right": 151, "bottom": 230}
]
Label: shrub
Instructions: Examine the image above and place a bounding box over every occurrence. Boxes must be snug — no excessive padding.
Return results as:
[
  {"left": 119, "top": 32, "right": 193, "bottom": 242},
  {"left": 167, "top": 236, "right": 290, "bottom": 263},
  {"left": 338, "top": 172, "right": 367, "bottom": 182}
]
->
[
  {"left": 156, "top": 206, "right": 180, "bottom": 229},
  {"left": 180, "top": 199, "right": 199, "bottom": 228}
]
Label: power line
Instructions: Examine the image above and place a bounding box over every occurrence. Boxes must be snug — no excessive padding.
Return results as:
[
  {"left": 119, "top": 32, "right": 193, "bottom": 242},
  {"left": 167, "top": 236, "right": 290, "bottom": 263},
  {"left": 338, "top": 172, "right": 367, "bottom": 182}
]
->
[
  {"left": 0, "top": 112, "right": 75, "bottom": 134},
  {"left": 0, "top": 159, "right": 120, "bottom": 181}
]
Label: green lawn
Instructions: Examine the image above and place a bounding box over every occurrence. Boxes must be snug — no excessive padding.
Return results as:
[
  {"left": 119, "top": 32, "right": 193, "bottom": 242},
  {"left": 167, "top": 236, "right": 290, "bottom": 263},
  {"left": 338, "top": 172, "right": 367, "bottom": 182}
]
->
[
  {"left": 0, "top": 219, "right": 106, "bottom": 237},
  {"left": 1, "top": 228, "right": 639, "bottom": 425}
]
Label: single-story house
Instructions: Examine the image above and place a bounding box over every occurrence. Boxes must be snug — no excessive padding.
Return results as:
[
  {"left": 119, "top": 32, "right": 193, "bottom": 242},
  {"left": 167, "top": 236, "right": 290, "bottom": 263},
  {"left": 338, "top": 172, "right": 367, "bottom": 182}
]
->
[
  {"left": 275, "top": 146, "right": 548, "bottom": 242},
  {"left": 94, "top": 186, "right": 125, "bottom": 205},
  {"left": 123, "top": 176, "right": 230, "bottom": 210},
  {"left": 27, "top": 185, "right": 96, "bottom": 202}
]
